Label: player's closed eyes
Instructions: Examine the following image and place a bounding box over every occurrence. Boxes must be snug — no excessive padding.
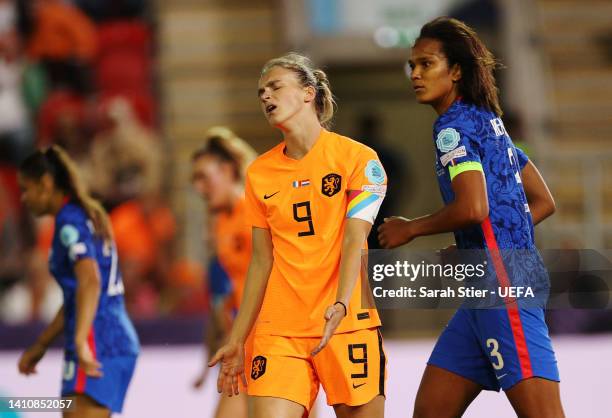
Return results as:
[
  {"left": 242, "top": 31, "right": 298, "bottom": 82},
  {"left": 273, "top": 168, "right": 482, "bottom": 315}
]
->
[{"left": 258, "top": 85, "right": 282, "bottom": 98}]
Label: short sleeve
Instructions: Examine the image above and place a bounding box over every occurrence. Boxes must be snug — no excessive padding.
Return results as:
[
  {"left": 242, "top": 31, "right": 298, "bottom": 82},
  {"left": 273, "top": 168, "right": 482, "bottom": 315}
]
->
[
  {"left": 346, "top": 148, "right": 387, "bottom": 224},
  {"left": 244, "top": 168, "right": 268, "bottom": 229},
  {"left": 515, "top": 146, "right": 529, "bottom": 170},
  {"left": 434, "top": 126, "right": 483, "bottom": 181},
  {"left": 57, "top": 214, "right": 96, "bottom": 265}
]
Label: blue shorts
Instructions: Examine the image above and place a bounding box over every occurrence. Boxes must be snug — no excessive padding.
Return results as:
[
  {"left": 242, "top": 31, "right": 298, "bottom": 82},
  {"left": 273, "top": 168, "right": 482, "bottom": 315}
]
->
[
  {"left": 61, "top": 355, "right": 137, "bottom": 413},
  {"left": 428, "top": 308, "right": 559, "bottom": 391}
]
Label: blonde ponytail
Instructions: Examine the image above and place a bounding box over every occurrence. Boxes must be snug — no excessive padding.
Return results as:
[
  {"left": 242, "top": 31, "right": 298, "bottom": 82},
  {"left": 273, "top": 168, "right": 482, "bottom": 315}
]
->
[{"left": 312, "top": 69, "right": 335, "bottom": 128}]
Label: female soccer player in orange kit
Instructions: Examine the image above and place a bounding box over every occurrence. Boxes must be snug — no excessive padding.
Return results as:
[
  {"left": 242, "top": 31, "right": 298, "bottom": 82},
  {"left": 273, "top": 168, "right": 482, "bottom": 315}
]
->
[
  {"left": 191, "top": 127, "right": 257, "bottom": 418},
  {"left": 209, "top": 53, "right": 388, "bottom": 418}
]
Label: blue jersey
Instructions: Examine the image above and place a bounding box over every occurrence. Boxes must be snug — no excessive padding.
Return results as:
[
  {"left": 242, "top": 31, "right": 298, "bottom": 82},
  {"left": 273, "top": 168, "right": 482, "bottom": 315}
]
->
[
  {"left": 49, "top": 202, "right": 140, "bottom": 360},
  {"left": 427, "top": 101, "right": 559, "bottom": 391},
  {"left": 433, "top": 100, "right": 533, "bottom": 251}
]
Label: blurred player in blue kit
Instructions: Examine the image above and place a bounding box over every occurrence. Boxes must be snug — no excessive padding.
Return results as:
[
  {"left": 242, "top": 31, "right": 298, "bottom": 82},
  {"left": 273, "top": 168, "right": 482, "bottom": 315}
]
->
[
  {"left": 17, "top": 146, "right": 139, "bottom": 418},
  {"left": 378, "top": 17, "right": 565, "bottom": 418}
]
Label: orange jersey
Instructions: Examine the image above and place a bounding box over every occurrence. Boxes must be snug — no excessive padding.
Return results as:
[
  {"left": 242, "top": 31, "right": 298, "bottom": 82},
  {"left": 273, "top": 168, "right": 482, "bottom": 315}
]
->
[
  {"left": 214, "top": 197, "right": 252, "bottom": 310},
  {"left": 244, "top": 129, "right": 387, "bottom": 337}
]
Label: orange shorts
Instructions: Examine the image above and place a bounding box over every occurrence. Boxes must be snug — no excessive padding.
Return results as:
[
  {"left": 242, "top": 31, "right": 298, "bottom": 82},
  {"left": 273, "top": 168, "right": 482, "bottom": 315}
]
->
[{"left": 246, "top": 327, "right": 386, "bottom": 411}]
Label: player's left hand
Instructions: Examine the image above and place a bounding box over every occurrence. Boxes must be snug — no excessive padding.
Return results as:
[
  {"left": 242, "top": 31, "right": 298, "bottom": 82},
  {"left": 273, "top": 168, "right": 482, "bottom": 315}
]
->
[
  {"left": 311, "top": 303, "right": 346, "bottom": 356},
  {"left": 378, "top": 216, "right": 415, "bottom": 248},
  {"left": 208, "top": 341, "right": 247, "bottom": 397},
  {"left": 76, "top": 343, "right": 103, "bottom": 378}
]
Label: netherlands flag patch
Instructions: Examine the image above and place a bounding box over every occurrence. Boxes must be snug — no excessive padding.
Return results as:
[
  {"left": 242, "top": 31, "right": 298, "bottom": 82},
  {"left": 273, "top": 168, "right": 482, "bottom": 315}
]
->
[{"left": 292, "top": 179, "right": 310, "bottom": 188}]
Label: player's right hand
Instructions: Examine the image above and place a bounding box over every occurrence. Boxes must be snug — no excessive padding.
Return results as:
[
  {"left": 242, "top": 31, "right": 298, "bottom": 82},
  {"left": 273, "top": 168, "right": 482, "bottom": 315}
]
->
[
  {"left": 208, "top": 341, "right": 247, "bottom": 397},
  {"left": 18, "top": 343, "right": 47, "bottom": 375},
  {"left": 311, "top": 302, "right": 346, "bottom": 356},
  {"left": 378, "top": 216, "right": 415, "bottom": 248}
]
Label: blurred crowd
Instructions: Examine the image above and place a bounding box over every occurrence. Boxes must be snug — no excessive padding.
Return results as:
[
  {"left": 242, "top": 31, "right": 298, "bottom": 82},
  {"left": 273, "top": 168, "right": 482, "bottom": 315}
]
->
[{"left": 0, "top": 0, "right": 207, "bottom": 324}]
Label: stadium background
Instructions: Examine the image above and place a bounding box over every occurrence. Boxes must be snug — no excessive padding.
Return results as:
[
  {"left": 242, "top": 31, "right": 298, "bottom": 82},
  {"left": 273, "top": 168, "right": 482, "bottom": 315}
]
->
[{"left": 0, "top": 0, "right": 610, "bottom": 416}]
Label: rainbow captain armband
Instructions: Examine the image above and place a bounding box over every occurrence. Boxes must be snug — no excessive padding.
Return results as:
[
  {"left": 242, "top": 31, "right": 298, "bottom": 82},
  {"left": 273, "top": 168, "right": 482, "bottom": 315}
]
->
[
  {"left": 346, "top": 190, "right": 384, "bottom": 224},
  {"left": 448, "top": 161, "right": 483, "bottom": 181}
]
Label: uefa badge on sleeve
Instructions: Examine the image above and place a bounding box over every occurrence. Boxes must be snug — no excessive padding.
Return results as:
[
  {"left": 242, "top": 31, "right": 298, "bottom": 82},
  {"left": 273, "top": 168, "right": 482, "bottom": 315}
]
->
[
  {"left": 436, "top": 128, "right": 461, "bottom": 152},
  {"left": 59, "top": 225, "right": 80, "bottom": 247},
  {"left": 365, "top": 160, "right": 386, "bottom": 185}
]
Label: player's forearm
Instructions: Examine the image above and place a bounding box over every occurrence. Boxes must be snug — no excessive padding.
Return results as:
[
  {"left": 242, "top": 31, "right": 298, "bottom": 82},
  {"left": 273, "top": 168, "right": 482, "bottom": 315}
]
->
[
  {"left": 411, "top": 199, "right": 488, "bottom": 238},
  {"left": 335, "top": 224, "right": 370, "bottom": 307},
  {"left": 74, "top": 260, "right": 101, "bottom": 346},
  {"left": 35, "top": 306, "right": 65, "bottom": 349},
  {"left": 228, "top": 258, "right": 272, "bottom": 345}
]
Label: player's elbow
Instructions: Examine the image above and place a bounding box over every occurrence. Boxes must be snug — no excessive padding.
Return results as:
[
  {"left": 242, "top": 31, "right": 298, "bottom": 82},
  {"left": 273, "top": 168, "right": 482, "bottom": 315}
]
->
[
  {"left": 465, "top": 200, "right": 489, "bottom": 224},
  {"left": 530, "top": 194, "right": 556, "bottom": 223},
  {"left": 543, "top": 195, "right": 556, "bottom": 218},
  {"left": 538, "top": 200, "right": 556, "bottom": 222}
]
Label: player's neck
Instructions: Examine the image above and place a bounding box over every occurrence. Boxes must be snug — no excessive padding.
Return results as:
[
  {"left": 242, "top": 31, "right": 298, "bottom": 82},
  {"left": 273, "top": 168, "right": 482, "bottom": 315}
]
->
[
  {"left": 48, "top": 192, "right": 69, "bottom": 216},
  {"left": 433, "top": 90, "right": 459, "bottom": 115},
  {"left": 280, "top": 116, "right": 323, "bottom": 160}
]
